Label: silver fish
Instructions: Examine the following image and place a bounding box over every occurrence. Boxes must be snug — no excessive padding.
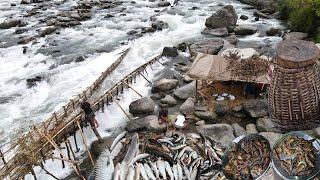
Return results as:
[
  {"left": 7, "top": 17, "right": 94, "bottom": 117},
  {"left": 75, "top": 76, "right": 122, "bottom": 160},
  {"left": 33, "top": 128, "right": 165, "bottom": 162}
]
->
[
  {"left": 178, "top": 146, "right": 193, "bottom": 159},
  {"left": 134, "top": 163, "right": 140, "bottom": 180},
  {"left": 119, "top": 162, "right": 129, "bottom": 180},
  {"left": 172, "top": 164, "right": 178, "bottom": 180},
  {"left": 157, "top": 138, "right": 174, "bottom": 147},
  {"left": 171, "top": 144, "right": 186, "bottom": 150},
  {"left": 111, "top": 138, "right": 125, "bottom": 159},
  {"left": 157, "top": 159, "right": 167, "bottom": 179},
  {"left": 144, "top": 163, "right": 156, "bottom": 180},
  {"left": 165, "top": 161, "right": 174, "bottom": 180},
  {"left": 149, "top": 162, "right": 160, "bottom": 179},
  {"left": 94, "top": 149, "right": 114, "bottom": 180},
  {"left": 129, "top": 153, "right": 149, "bottom": 166},
  {"left": 123, "top": 133, "right": 139, "bottom": 162},
  {"left": 139, "top": 163, "right": 149, "bottom": 180},
  {"left": 177, "top": 162, "right": 183, "bottom": 180},
  {"left": 110, "top": 131, "right": 127, "bottom": 151},
  {"left": 113, "top": 163, "right": 121, "bottom": 180},
  {"left": 126, "top": 166, "right": 135, "bottom": 180}
]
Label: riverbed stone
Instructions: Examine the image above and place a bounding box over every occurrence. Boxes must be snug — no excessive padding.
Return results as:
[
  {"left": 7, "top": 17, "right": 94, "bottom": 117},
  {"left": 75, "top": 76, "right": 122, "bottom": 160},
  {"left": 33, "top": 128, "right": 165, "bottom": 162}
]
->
[
  {"left": 158, "top": 0, "right": 170, "bottom": 7},
  {"left": 256, "top": 117, "right": 280, "bottom": 132},
  {"left": 18, "top": 36, "right": 36, "bottom": 44},
  {"left": 259, "top": 132, "right": 282, "bottom": 147},
  {"left": 221, "top": 48, "right": 259, "bottom": 60},
  {"left": 196, "top": 124, "right": 235, "bottom": 147},
  {"left": 21, "top": 0, "right": 31, "bottom": 4},
  {"left": 246, "top": 123, "right": 258, "bottom": 134},
  {"left": 214, "top": 102, "right": 229, "bottom": 116},
  {"left": 201, "top": 27, "right": 229, "bottom": 37},
  {"left": 253, "top": 10, "right": 269, "bottom": 19},
  {"left": 283, "top": 32, "right": 308, "bottom": 40},
  {"left": 266, "top": 27, "right": 281, "bottom": 36},
  {"left": 0, "top": 19, "right": 22, "bottom": 29},
  {"left": 162, "top": 47, "right": 179, "bottom": 57},
  {"left": 194, "top": 111, "right": 217, "bottom": 122},
  {"left": 189, "top": 38, "right": 224, "bottom": 56},
  {"left": 224, "top": 35, "right": 239, "bottom": 45},
  {"left": 129, "top": 97, "right": 155, "bottom": 115},
  {"left": 151, "top": 20, "right": 168, "bottom": 30},
  {"left": 160, "top": 95, "right": 177, "bottom": 107},
  {"left": 126, "top": 115, "right": 164, "bottom": 132},
  {"left": 148, "top": 115, "right": 167, "bottom": 131},
  {"left": 240, "top": 15, "right": 249, "bottom": 20},
  {"left": 179, "top": 97, "right": 195, "bottom": 115},
  {"left": 243, "top": 99, "right": 268, "bottom": 118},
  {"left": 152, "top": 78, "right": 179, "bottom": 93},
  {"left": 232, "top": 123, "right": 247, "bottom": 137},
  {"left": 205, "top": 5, "right": 237, "bottom": 32},
  {"left": 39, "top": 27, "right": 57, "bottom": 37},
  {"left": 234, "top": 25, "right": 258, "bottom": 35},
  {"left": 173, "top": 81, "right": 196, "bottom": 100}
]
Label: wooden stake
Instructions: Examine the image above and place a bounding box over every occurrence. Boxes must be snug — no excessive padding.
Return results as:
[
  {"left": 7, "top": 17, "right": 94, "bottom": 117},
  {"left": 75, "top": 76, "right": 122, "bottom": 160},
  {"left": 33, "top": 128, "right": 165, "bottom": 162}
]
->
[
  {"left": 76, "top": 121, "right": 95, "bottom": 166},
  {"left": 59, "top": 148, "right": 65, "bottom": 169},
  {"left": 73, "top": 131, "right": 80, "bottom": 153},
  {"left": 31, "top": 167, "right": 37, "bottom": 180},
  {"left": 111, "top": 95, "right": 131, "bottom": 120},
  {"left": 66, "top": 140, "right": 76, "bottom": 160},
  {"left": 40, "top": 163, "right": 59, "bottom": 180},
  {"left": 65, "top": 142, "right": 71, "bottom": 160},
  {"left": 123, "top": 81, "right": 143, "bottom": 97},
  {"left": 138, "top": 71, "right": 152, "bottom": 84}
]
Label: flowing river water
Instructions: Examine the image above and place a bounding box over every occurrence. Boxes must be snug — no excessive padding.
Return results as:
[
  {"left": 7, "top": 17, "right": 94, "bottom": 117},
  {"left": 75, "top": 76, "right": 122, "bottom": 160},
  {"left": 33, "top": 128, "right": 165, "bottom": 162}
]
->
[{"left": 0, "top": 0, "right": 284, "bottom": 179}]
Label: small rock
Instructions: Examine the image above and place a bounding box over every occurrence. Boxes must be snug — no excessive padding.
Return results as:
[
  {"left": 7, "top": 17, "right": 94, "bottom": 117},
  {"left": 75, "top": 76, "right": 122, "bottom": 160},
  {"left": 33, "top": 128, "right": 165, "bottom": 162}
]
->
[
  {"left": 15, "top": 28, "right": 28, "bottom": 34},
  {"left": 194, "top": 111, "right": 217, "bottom": 123},
  {"left": 196, "top": 124, "right": 235, "bottom": 147},
  {"left": 240, "top": 15, "right": 248, "bottom": 20},
  {"left": 214, "top": 102, "right": 229, "bottom": 116},
  {"left": 246, "top": 123, "right": 258, "bottom": 134},
  {"left": 46, "top": 19, "right": 57, "bottom": 26},
  {"left": 129, "top": 97, "right": 155, "bottom": 116},
  {"left": 0, "top": 19, "right": 22, "bottom": 29},
  {"left": 253, "top": 10, "right": 269, "bottom": 19},
  {"left": 179, "top": 97, "right": 195, "bottom": 115},
  {"left": 39, "top": 27, "right": 57, "bottom": 37},
  {"left": 283, "top": 32, "right": 308, "bottom": 40},
  {"left": 254, "top": 17, "right": 259, "bottom": 21},
  {"left": 201, "top": 27, "right": 229, "bottom": 37},
  {"left": 18, "top": 36, "right": 36, "bottom": 44},
  {"left": 151, "top": 20, "right": 168, "bottom": 30},
  {"left": 26, "top": 76, "right": 42, "bottom": 88},
  {"left": 173, "top": 81, "right": 196, "bottom": 100},
  {"left": 11, "top": 3, "right": 16, "bottom": 6},
  {"left": 221, "top": 48, "right": 259, "bottom": 60},
  {"left": 232, "top": 123, "right": 247, "bottom": 137},
  {"left": 141, "top": 27, "right": 156, "bottom": 33},
  {"left": 259, "top": 132, "right": 282, "bottom": 147},
  {"left": 196, "top": 120, "right": 205, "bottom": 126},
  {"left": 150, "top": 93, "right": 163, "bottom": 100},
  {"left": 243, "top": 99, "right": 268, "bottom": 118},
  {"left": 75, "top": 55, "right": 86, "bottom": 62},
  {"left": 127, "top": 29, "right": 138, "bottom": 35},
  {"left": 158, "top": 0, "right": 170, "bottom": 7},
  {"left": 152, "top": 78, "right": 179, "bottom": 93},
  {"left": 266, "top": 27, "right": 281, "bottom": 36},
  {"left": 234, "top": 25, "right": 258, "bottom": 35},
  {"left": 21, "top": 0, "right": 31, "bottom": 4},
  {"left": 224, "top": 35, "right": 239, "bottom": 45},
  {"left": 126, "top": 115, "right": 164, "bottom": 132},
  {"left": 147, "top": 115, "right": 167, "bottom": 131},
  {"left": 177, "top": 42, "right": 188, "bottom": 52},
  {"left": 162, "top": 47, "right": 179, "bottom": 57},
  {"left": 160, "top": 95, "right": 177, "bottom": 107},
  {"left": 315, "top": 43, "right": 320, "bottom": 50},
  {"left": 256, "top": 117, "right": 280, "bottom": 132}
]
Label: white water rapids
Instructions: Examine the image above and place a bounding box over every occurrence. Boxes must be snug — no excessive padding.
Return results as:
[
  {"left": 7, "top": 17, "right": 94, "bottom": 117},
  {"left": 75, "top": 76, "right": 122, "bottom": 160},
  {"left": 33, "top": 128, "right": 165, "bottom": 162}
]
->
[{"left": 0, "top": 0, "right": 284, "bottom": 179}]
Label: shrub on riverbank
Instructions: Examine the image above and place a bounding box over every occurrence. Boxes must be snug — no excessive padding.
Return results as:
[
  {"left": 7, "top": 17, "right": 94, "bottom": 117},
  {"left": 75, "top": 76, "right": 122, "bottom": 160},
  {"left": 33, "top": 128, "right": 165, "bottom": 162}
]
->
[{"left": 279, "top": 0, "right": 320, "bottom": 42}]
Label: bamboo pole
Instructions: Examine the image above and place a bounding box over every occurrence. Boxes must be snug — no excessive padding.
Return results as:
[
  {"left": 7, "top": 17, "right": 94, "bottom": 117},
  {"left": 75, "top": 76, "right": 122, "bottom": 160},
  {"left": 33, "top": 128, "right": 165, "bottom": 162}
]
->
[
  {"left": 66, "top": 140, "right": 76, "bottom": 160},
  {"left": 76, "top": 121, "right": 95, "bottom": 166},
  {"left": 138, "top": 71, "right": 152, "bottom": 84},
  {"left": 123, "top": 81, "right": 143, "bottom": 97},
  {"left": 110, "top": 95, "right": 131, "bottom": 120},
  {"left": 40, "top": 163, "right": 60, "bottom": 180}
]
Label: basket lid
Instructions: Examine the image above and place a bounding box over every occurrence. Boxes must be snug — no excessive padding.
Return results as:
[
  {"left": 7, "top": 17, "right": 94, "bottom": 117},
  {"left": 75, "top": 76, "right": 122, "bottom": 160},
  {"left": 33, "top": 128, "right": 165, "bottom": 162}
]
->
[{"left": 276, "top": 40, "right": 320, "bottom": 69}]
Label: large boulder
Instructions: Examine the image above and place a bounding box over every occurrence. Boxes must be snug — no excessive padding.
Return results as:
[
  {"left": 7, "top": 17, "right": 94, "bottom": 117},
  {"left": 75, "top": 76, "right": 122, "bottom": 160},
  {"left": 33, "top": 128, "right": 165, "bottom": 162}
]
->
[
  {"left": 179, "top": 97, "right": 195, "bottom": 115},
  {"left": 126, "top": 115, "right": 166, "bottom": 132},
  {"left": 221, "top": 48, "right": 259, "bottom": 60},
  {"left": 189, "top": 39, "right": 224, "bottom": 56},
  {"left": 152, "top": 78, "right": 179, "bottom": 93},
  {"left": 283, "top": 32, "right": 308, "bottom": 40},
  {"left": 201, "top": 27, "right": 229, "bottom": 37},
  {"left": 173, "top": 81, "right": 196, "bottom": 100},
  {"left": 197, "top": 124, "right": 235, "bottom": 147},
  {"left": 205, "top": 5, "right": 237, "bottom": 32},
  {"left": 160, "top": 95, "right": 177, "bottom": 107},
  {"left": 242, "top": 99, "right": 269, "bottom": 118},
  {"left": 234, "top": 25, "right": 258, "bottom": 35},
  {"left": 129, "top": 97, "right": 155, "bottom": 115},
  {"left": 0, "top": 19, "right": 22, "bottom": 29},
  {"left": 256, "top": 117, "right": 280, "bottom": 132},
  {"left": 162, "top": 47, "right": 179, "bottom": 57}
]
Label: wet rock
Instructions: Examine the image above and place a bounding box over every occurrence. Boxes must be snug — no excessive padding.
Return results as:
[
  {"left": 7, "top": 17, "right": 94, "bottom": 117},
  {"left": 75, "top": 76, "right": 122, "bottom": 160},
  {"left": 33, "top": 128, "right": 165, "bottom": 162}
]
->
[
  {"left": 151, "top": 20, "right": 168, "bottom": 30},
  {"left": 15, "top": 28, "right": 28, "bottom": 34},
  {"left": 160, "top": 95, "right": 177, "bottom": 107},
  {"left": 148, "top": 115, "right": 167, "bottom": 131},
  {"left": 127, "top": 29, "right": 138, "bottom": 35},
  {"left": 239, "top": 0, "right": 278, "bottom": 12},
  {"left": 259, "top": 132, "right": 282, "bottom": 146},
  {"left": 150, "top": 93, "right": 163, "bottom": 100},
  {"left": 21, "top": 0, "right": 31, "bottom": 4},
  {"left": 162, "top": 47, "right": 179, "bottom": 57},
  {"left": 189, "top": 38, "right": 224, "bottom": 56},
  {"left": 221, "top": 48, "right": 259, "bottom": 60},
  {"left": 39, "top": 27, "right": 57, "bottom": 37},
  {"left": 260, "top": 8, "right": 277, "bottom": 14},
  {"left": 23, "top": 46, "right": 28, "bottom": 54},
  {"left": 158, "top": 0, "right": 170, "bottom": 7},
  {"left": 173, "top": 81, "right": 196, "bottom": 100},
  {"left": 105, "top": 14, "right": 115, "bottom": 18},
  {"left": 257, "top": 117, "right": 281, "bottom": 132},
  {"left": 201, "top": 27, "right": 229, "bottom": 37},
  {"left": 266, "top": 27, "right": 281, "bottom": 36},
  {"left": 255, "top": 17, "right": 259, "bottom": 21},
  {"left": 155, "top": 68, "right": 183, "bottom": 81},
  {"left": 75, "top": 55, "right": 86, "bottom": 62},
  {"left": 177, "top": 42, "right": 188, "bottom": 52},
  {"left": 129, "top": 97, "right": 155, "bottom": 115},
  {"left": 0, "top": 19, "right": 22, "bottom": 29},
  {"left": 283, "top": 32, "right": 308, "bottom": 40},
  {"left": 141, "top": 27, "right": 156, "bottom": 33},
  {"left": 18, "top": 36, "right": 36, "bottom": 44},
  {"left": 196, "top": 124, "right": 235, "bottom": 147},
  {"left": 46, "top": 19, "right": 57, "bottom": 26},
  {"left": 224, "top": 35, "right": 239, "bottom": 45},
  {"left": 234, "top": 25, "right": 258, "bottom": 35},
  {"left": 126, "top": 115, "right": 166, "bottom": 132},
  {"left": 243, "top": 99, "right": 268, "bottom": 118},
  {"left": 214, "top": 102, "right": 229, "bottom": 116},
  {"left": 232, "top": 123, "right": 247, "bottom": 137},
  {"left": 240, "top": 15, "right": 249, "bottom": 20},
  {"left": 246, "top": 123, "right": 258, "bottom": 134},
  {"left": 179, "top": 97, "right": 195, "bottom": 115},
  {"left": 231, "top": 105, "right": 247, "bottom": 118},
  {"left": 253, "top": 10, "right": 269, "bottom": 19},
  {"left": 90, "top": 136, "right": 113, "bottom": 157},
  {"left": 11, "top": 3, "right": 16, "bottom": 6},
  {"left": 205, "top": 5, "right": 238, "bottom": 32},
  {"left": 194, "top": 111, "right": 217, "bottom": 123},
  {"left": 152, "top": 78, "right": 179, "bottom": 93},
  {"left": 26, "top": 76, "right": 42, "bottom": 88}
]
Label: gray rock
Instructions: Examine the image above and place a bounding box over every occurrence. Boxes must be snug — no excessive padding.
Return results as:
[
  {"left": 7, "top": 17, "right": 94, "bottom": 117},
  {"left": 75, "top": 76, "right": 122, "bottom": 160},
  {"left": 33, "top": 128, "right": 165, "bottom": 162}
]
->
[
  {"left": 46, "top": 19, "right": 57, "bottom": 26},
  {"left": 179, "top": 97, "right": 195, "bottom": 115},
  {"left": 21, "top": 0, "right": 31, "bottom": 4},
  {"left": 39, "top": 27, "right": 57, "bottom": 37},
  {"left": 90, "top": 136, "right": 113, "bottom": 157},
  {"left": 266, "top": 27, "right": 281, "bottom": 36},
  {"left": 162, "top": 47, "right": 179, "bottom": 57},
  {"left": 243, "top": 99, "right": 268, "bottom": 118},
  {"left": 256, "top": 117, "right": 280, "bottom": 132},
  {"left": 259, "top": 132, "right": 282, "bottom": 147},
  {"left": 224, "top": 35, "right": 239, "bottom": 45},
  {"left": 129, "top": 97, "right": 155, "bottom": 115},
  {"left": 147, "top": 115, "right": 167, "bottom": 131},
  {"left": 127, "top": 29, "right": 138, "bottom": 35},
  {"left": 183, "top": 75, "right": 193, "bottom": 83},
  {"left": 196, "top": 120, "right": 206, "bottom": 126},
  {"left": 151, "top": 20, "right": 168, "bottom": 30},
  {"left": 173, "top": 81, "right": 196, "bottom": 100},
  {"left": 239, "top": 0, "right": 278, "bottom": 12},
  {"left": 177, "top": 42, "right": 188, "bottom": 52},
  {"left": 152, "top": 78, "right": 179, "bottom": 93},
  {"left": 240, "top": 15, "right": 249, "bottom": 20},
  {"left": 246, "top": 123, "right": 258, "bottom": 134},
  {"left": 18, "top": 36, "right": 36, "bottom": 44},
  {"left": 158, "top": 0, "right": 170, "bottom": 7},
  {"left": 160, "top": 95, "right": 177, "bottom": 106},
  {"left": 283, "top": 32, "right": 308, "bottom": 40},
  {"left": 0, "top": 19, "right": 22, "bottom": 29},
  {"left": 253, "top": 10, "right": 269, "bottom": 19},
  {"left": 214, "top": 102, "right": 229, "bottom": 116},
  {"left": 196, "top": 124, "right": 235, "bottom": 147},
  {"left": 126, "top": 115, "right": 166, "bottom": 132},
  {"left": 189, "top": 38, "right": 224, "bottom": 56},
  {"left": 194, "top": 111, "right": 217, "bottom": 122},
  {"left": 232, "top": 123, "right": 247, "bottom": 137},
  {"left": 201, "top": 27, "right": 229, "bottom": 37},
  {"left": 234, "top": 25, "right": 258, "bottom": 35},
  {"left": 205, "top": 5, "right": 238, "bottom": 32}
]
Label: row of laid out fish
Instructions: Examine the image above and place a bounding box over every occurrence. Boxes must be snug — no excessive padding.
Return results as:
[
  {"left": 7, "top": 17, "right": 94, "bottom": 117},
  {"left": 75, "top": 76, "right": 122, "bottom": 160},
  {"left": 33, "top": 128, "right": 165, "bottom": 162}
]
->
[{"left": 94, "top": 131, "right": 227, "bottom": 180}]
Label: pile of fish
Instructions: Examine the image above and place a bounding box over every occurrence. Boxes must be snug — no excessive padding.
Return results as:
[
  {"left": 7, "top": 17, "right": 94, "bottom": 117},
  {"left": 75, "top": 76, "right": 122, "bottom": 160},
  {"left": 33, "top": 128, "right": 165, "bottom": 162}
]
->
[
  {"left": 273, "top": 135, "right": 317, "bottom": 176},
  {"left": 211, "top": 93, "right": 235, "bottom": 101},
  {"left": 223, "top": 136, "right": 271, "bottom": 179},
  {"left": 94, "top": 131, "right": 228, "bottom": 180}
]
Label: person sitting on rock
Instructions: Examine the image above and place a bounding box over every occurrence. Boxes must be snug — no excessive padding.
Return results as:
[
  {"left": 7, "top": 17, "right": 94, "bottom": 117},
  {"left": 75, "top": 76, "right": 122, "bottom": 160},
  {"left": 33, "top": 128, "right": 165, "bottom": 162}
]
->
[{"left": 158, "top": 105, "right": 169, "bottom": 124}]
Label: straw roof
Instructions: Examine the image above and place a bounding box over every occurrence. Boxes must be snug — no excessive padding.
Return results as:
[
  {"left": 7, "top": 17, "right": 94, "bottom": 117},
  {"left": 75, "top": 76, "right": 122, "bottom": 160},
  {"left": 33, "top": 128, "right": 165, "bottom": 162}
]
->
[{"left": 187, "top": 53, "right": 271, "bottom": 84}]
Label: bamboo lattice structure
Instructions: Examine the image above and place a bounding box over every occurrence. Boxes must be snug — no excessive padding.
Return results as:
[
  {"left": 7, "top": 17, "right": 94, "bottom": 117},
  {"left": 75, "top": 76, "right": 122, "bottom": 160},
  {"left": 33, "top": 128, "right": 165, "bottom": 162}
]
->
[{"left": 0, "top": 48, "right": 161, "bottom": 179}]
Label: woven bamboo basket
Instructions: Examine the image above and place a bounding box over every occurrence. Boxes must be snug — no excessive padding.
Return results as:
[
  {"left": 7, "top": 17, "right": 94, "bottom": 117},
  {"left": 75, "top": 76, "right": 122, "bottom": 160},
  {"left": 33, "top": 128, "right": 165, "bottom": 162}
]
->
[{"left": 268, "top": 40, "right": 320, "bottom": 131}]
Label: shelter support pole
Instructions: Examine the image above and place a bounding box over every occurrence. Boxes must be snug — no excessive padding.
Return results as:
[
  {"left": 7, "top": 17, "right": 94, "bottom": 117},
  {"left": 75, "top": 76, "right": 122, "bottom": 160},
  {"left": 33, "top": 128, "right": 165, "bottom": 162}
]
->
[
  {"left": 66, "top": 140, "right": 76, "bottom": 160},
  {"left": 138, "top": 71, "right": 152, "bottom": 84},
  {"left": 76, "top": 121, "right": 95, "bottom": 167},
  {"left": 111, "top": 95, "right": 131, "bottom": 120},
  {"left": 123, "top": 81, "right": 143, "bottom": 97}
]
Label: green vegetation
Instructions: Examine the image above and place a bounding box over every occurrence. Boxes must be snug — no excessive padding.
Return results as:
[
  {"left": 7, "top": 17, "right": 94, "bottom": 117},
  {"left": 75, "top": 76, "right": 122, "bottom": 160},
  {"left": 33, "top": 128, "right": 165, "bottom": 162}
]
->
[{"left": 279, "top": 0, "right": 320, "bottom": 42}]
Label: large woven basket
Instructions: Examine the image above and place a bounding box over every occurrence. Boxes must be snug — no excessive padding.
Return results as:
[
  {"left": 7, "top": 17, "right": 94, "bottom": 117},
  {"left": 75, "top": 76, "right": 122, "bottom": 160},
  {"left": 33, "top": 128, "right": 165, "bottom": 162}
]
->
[{"left": 268, "top": 40, "right": 320, "bottom": 131}]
